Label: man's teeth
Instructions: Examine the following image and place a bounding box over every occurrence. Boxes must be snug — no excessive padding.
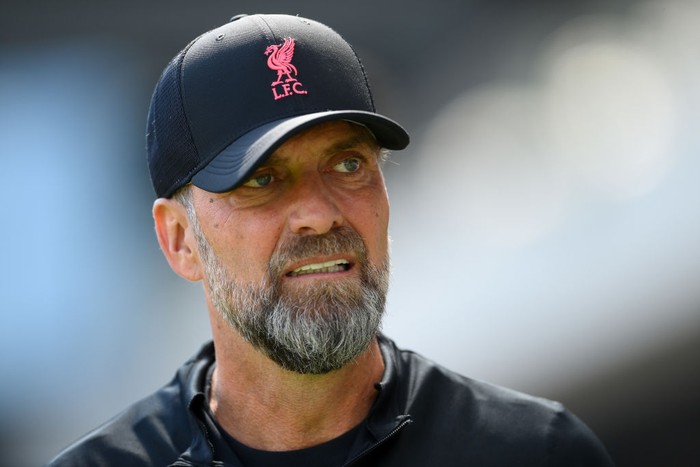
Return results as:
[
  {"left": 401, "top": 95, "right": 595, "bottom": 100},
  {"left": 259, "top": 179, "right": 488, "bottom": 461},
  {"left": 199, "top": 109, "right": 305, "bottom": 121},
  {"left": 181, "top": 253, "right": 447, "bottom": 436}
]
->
[{"left": 288, "top": 259, "right": 350, "bottom": 277}]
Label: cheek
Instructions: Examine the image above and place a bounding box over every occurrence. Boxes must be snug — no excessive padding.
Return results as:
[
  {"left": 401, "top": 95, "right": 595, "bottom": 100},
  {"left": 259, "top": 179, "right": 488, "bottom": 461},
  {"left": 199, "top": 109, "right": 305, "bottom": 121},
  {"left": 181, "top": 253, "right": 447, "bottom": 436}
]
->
[
  {"left": 360, "top": 193, "right": 390, "bottom": 261},
  {"left": 244, "top": 221, "right": 288, "bottom": 274},
  {"left": 208, "top": 218, "right": 283, "bottom": 279},
  {"left": 377, "top": 204, "right": 390, "bottom": 254}
]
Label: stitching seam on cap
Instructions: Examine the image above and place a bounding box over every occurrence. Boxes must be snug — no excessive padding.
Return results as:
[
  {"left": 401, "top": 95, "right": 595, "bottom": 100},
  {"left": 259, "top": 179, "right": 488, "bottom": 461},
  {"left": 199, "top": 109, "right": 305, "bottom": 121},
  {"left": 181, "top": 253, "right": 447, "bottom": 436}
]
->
[
  {"left": 255, "top": 16, "right": 278, "bottom": 46},
  {"left": 171, "top": 34, "right": 214, "bottom": 195},
  {"left": 346, "top": 41, "right": 376, "bottom": 112}
]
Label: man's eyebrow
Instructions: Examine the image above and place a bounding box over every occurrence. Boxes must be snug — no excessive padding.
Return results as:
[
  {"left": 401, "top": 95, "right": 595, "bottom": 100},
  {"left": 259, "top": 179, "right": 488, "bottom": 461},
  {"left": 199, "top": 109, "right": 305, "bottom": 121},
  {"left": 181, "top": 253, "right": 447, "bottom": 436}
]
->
[
  {"left": 265, "top": 135, "right": 378, "bottom": 166},
  {"left": 321, "top": 135, "right": 378, "bottom": 156}
]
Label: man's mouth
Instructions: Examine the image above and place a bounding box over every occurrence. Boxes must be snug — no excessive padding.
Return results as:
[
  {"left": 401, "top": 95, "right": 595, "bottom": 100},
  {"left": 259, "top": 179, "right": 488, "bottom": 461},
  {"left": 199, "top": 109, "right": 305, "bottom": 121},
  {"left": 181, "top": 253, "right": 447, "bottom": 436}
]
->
[{"left": 286, "top": 259, "right": 351, "bottom": 277}]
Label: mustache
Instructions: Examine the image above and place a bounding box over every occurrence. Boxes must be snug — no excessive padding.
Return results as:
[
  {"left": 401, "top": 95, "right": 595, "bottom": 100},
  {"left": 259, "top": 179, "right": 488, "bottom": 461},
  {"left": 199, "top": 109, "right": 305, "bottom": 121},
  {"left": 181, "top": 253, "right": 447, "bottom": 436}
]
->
[{"left": 268, "top": 226, "right": 368, "bottom": 278}]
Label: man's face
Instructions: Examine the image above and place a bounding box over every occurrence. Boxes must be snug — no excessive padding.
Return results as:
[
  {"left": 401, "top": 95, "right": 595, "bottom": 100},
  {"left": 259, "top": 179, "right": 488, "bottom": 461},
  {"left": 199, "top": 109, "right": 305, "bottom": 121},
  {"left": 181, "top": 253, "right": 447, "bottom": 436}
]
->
[{"left": 188, "top": 121, "right": 391, "bottom": 374}]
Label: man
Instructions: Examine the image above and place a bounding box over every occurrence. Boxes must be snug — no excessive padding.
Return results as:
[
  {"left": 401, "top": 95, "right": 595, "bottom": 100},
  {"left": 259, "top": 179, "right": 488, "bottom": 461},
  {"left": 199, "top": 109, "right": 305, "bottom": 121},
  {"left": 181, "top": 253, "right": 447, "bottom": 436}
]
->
[{"left": 48, "top": 14, "right": 615, "bottom": 466}]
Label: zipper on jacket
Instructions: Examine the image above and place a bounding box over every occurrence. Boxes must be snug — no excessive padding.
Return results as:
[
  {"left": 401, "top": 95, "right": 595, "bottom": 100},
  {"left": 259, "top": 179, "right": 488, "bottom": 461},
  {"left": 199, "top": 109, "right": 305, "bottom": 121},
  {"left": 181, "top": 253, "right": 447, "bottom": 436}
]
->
[
  {"left": 343, "top": 416, "right": 413, "bottom": 466},
  {"left": 169, "top": 419, "right": 227, "bottom": 467}
]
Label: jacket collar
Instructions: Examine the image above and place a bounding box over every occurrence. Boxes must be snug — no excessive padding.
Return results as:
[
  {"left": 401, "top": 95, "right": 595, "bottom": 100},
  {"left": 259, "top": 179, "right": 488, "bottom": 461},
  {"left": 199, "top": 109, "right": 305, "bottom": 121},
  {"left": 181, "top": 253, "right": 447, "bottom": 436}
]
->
[
  {"left": 172, "top": 342, "right": 220, "bottom": 466},
  {"left": 171, "top": 336, "right": 411, "bottom": 465},
  {"left": 366, "top": 334, "right": 413, "bottom": 440}
]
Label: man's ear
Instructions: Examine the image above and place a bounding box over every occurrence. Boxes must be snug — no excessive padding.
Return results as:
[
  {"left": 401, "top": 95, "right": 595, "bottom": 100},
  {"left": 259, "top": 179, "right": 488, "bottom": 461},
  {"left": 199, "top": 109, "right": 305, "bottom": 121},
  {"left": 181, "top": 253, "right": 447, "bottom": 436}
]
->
[{"left": 152, "top": 198, "right": 203, "bottom": 282}]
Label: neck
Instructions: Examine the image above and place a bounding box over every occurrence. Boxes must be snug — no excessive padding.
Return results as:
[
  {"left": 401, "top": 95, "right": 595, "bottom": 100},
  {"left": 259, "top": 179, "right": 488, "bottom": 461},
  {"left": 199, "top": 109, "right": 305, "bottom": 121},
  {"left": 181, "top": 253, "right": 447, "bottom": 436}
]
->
[{"left": 208, "top": 317, "right": 384, "bottom": 451}]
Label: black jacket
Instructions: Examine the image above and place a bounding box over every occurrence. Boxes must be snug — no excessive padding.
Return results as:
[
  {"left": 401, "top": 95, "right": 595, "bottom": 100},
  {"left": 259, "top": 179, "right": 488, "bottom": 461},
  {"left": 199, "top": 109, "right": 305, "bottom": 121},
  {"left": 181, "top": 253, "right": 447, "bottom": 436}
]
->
[{"left": 48, "top": 335, "right": 614, "bottom": 466}]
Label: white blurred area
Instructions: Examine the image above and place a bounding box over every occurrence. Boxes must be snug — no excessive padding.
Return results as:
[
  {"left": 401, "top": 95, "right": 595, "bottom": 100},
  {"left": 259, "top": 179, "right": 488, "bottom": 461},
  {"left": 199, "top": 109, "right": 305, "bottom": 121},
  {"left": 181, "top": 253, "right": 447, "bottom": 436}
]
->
[
  {"left": 1, "top": 1, "right": 699, "bottom": 465},
  {"left": 386, "top": 0, "right": 700, "bottom": 390}
]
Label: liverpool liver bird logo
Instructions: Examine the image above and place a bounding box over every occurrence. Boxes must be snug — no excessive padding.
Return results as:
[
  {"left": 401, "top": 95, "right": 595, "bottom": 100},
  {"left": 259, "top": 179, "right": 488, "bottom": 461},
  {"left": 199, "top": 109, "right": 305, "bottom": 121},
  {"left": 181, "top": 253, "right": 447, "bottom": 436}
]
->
[
  {"left": 265, "top": 38, "right": 299, "bottom": 85},
  {"left": 264, "top": 37, "right": 308, "bottom": 100}
]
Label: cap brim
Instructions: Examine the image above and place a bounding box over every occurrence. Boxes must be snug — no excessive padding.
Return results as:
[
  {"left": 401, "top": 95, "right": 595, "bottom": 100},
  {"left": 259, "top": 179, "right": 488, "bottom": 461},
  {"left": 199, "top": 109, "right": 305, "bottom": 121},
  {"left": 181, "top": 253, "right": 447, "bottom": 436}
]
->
[{"left": 190, "top": 110, "right": 409, "bottom": 194}]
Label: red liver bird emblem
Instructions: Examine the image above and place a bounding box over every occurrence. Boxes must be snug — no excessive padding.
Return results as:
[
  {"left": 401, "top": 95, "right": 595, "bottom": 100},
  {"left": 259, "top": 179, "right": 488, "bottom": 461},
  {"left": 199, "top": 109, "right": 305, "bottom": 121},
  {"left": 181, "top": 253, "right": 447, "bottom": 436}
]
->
[{"left": 264, "top": 38, "right": 308, "bottom": 100}]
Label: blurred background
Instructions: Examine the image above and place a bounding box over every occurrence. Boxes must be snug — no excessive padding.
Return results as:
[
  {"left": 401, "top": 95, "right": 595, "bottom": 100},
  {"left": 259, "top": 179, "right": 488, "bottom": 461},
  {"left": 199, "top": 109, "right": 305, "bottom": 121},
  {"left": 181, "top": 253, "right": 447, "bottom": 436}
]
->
[{"left": 1, "top": 0, "right": 699, "bottom": 465}]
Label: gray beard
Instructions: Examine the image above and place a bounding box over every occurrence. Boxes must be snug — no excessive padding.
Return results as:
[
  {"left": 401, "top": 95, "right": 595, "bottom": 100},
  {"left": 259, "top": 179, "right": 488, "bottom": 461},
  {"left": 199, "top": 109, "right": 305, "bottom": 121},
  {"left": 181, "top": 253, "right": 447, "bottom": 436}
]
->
[{"left": 191, "top": 219, "right": 389, "bottom": 375}]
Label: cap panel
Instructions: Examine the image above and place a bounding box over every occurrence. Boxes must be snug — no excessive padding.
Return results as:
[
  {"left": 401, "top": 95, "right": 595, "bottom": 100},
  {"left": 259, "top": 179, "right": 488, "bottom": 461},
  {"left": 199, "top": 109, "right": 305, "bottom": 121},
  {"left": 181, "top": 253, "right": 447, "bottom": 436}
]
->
[
  {"left": 146, "top": 48, "right": 201, "bottom": 198},
  {"left": 180, "top": 15, "right": 376, "bottom": 174},
  {"left": 180, "top": 18, "right": 273, "bottom": 175}
]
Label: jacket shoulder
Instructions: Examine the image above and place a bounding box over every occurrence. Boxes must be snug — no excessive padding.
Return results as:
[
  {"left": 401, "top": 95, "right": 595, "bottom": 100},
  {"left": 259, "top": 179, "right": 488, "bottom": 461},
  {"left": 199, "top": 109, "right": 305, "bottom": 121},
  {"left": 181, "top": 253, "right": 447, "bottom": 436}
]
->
[
  {"left": 395, "top": 345, "right": 562, "bottom": 429},
  {"left": 46, "top": 343, "right": 214, "bottom": 467},
  {"left": 46, "top": 379, "right": 190, "bottom": 466},
  {"left": 379, "top": 337, "right": 614, "bottom": 466}
]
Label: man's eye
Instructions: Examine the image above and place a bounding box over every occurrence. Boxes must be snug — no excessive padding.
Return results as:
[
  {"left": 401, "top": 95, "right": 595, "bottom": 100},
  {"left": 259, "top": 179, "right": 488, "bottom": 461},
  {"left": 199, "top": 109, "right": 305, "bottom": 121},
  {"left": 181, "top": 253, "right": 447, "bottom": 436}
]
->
[
  {"left": 334, "top": 158, "right": 361, "bottom": 173},
  {"left": 242, "top": 173, "right": 273, "bottom": 188}
]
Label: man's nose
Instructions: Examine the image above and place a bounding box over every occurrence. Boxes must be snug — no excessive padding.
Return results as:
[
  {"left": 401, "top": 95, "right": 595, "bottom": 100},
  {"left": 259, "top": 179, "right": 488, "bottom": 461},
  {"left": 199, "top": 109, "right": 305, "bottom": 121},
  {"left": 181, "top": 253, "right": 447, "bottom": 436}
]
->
[{"left": 287, "top": 175, "right": 343, "bottom": 236}]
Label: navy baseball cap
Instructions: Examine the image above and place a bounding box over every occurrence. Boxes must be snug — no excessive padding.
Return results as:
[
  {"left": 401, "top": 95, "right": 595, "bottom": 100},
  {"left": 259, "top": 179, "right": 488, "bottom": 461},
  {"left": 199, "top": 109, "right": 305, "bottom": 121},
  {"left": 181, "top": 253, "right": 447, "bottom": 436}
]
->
[{"left": 146, "top": 13, "right": 410, "bottom": 198}]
